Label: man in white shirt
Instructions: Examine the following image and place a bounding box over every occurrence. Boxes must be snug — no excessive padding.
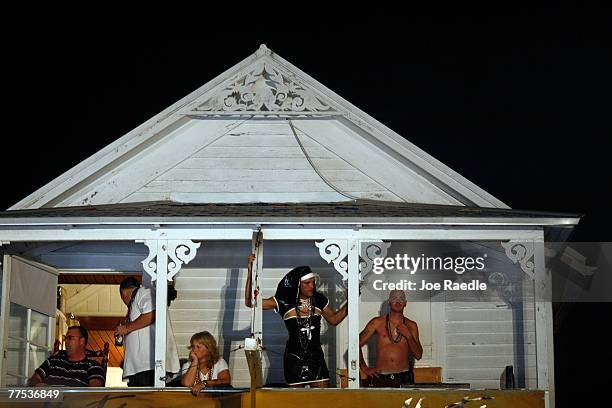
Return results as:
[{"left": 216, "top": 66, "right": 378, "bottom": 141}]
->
[{"left": 115, "top": 277, "right": 179, "bottom": 386}]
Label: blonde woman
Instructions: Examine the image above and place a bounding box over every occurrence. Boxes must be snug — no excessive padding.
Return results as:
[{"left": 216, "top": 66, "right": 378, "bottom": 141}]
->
[{"left": 180, "top": 331, "right": 231, "bottom": 395}]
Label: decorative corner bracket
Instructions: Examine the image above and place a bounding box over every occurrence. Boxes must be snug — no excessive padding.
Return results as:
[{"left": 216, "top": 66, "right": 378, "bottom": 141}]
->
[
  {"left": 315, "top": 239, "right": 348, "bottom": 280},
  {"left": 501, "top": 240, "right": 535, "bottom": 278},
  {"left": 141, "top": 239, "right": 201, "bottom": 282},
  {"left": 315, "top": 239, "right": 391, "bottom": 281},
  {"left": 359, "top": 240, "right": 391, "bottom": 279}
]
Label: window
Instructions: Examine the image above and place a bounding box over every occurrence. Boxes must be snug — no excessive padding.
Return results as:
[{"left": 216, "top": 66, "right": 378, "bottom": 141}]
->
[{"left": 6, "top": 304, "right": 52, "bottom": 386}]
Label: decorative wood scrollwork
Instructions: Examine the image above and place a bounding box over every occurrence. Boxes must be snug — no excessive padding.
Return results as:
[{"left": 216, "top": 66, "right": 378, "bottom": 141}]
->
[
  {"left": 197, "top": 61, "right": 331, "bottom": 114},
  {"left": 315, "top": 239, "right": 348, "bottom": 280},
  {"left": 141, "top": 239, "right": 201, "bottom": 281},
  {"left": 501, "top": 241, "right": 535, "bottom": 278},
  {"left": 359, "top": 240, "right": 391, "bottom": 279},
  {"left": 315, "top": 239, "right": 391, "bottom": 281}
]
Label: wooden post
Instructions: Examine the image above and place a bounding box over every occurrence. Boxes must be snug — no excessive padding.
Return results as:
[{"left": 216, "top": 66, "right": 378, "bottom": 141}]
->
[
  {"left": 251, "top": 231, "right": 264, "bottom": 346},
  {"left": 534, "top": 233, "right": 554, "bottom": 408},
  {"left": 245, "top": 349, "right": 262, "bottom": 408},
  {"left": 154, "top": 240, "right": 168, "bottom": 388},
  {"left": 0, "top": 254, "right": 11, "bottom": 386},
  {"left": 347, "top": 239, "right": 360, "bottom": 389}
]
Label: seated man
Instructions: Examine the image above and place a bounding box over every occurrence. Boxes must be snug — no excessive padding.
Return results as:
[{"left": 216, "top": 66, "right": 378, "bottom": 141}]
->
[
  {"left": 359, "top": 290, "right": 423, "bottom": 387},
  {"left": 29, "top": 326, "right": 105, "bottom": 387}
]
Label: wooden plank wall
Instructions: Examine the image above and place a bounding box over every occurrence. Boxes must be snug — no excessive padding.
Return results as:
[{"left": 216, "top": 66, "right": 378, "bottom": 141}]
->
[
  {"left": 169, "top": 240, "right": 343, "bottom": 388},
  {"left": 127, "top": 121, "right": 399, "bottom": 203},
  {"left": 444, "top": 278, "right": 537, "bottom": 389},
  {"left": 171, "top": 266, "right": 340, "bottom": 387}
]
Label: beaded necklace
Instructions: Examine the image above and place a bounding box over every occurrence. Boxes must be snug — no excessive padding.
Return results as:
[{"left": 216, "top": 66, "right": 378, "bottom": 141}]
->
[
  {"left": 386, "top": 314, "right": 406, "bottom": 344},
  {"left": 193, "top": 364, "right": 213, "bottom": 387},
  {"left": 295, "top": 297, "right": 315, "bottom": 348}
]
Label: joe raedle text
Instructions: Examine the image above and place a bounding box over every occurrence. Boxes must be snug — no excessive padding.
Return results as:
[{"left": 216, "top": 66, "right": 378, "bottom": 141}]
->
[{"left": 372, "top": 279, "right": 487, "bottom": 291}]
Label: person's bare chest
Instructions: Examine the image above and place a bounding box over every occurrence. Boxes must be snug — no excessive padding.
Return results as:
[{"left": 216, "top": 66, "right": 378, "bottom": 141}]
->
[{"left": 376, "top": 320, "right": 409, "bottom": 348}]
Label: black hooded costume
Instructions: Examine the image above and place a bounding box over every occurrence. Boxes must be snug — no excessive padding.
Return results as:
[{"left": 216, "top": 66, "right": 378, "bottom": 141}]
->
[{"left": 273, "top": 265, "right": 330, "bottom": 385}]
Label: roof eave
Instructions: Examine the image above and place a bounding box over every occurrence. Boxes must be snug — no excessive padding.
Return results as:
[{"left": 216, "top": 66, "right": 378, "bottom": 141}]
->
[{"left": 0, "top": 216, "right": 581, "bottom": 227}]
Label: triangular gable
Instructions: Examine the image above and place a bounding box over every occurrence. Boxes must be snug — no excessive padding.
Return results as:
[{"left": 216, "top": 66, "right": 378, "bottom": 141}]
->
[
  {"left": 10, "top": 45, "right": 507, "bottom": 210},
  {"left": 125, "top": 120, "right": 400, "bottom": 204}
]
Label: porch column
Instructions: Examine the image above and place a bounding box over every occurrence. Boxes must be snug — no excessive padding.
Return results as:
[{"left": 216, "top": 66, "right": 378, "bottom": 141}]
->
[
  {"left": 141, "top": 239, "right": 200, "bottom": 388},
  {"left": 316, "top": 238, "right": 390, "bottom": 389},
  {"left": 0, "top": 253, "right": 11, "bottom": 386},
  {"left": 315, "top": 238, "right": 359, "bottom": 389},
  {"left": 250, "top": 230, "right": 264, "bottom": 348},
  {"left": 346, "top": 239, "right": 360, "bottom": 389},
  {"left": 502, "top": 235, "right": 554, "bottom": 408},
  {"left": 534, "top": 235, "right": 554, "bottom": 408}
]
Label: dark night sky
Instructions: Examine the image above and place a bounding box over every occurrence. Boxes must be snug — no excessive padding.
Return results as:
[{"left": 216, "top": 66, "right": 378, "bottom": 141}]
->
[{"left": 3, "top": 5, "right": 611, "bottom": 406}]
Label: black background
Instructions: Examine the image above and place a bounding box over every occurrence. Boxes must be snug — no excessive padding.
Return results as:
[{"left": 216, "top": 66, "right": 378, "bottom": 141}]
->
[{"left": 4, "top": 4, "right": 610, "bottom": 406}]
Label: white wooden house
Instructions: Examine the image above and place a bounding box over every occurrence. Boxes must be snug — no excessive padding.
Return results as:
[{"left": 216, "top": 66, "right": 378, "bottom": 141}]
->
[{"left": 0, "top": 45, "right": 578, "bottom": 407}]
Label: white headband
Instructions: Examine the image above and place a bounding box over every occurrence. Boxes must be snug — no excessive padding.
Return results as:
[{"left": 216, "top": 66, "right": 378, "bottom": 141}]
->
[{"left": 300, "top": 272, "right": 316, "bottom": 281}]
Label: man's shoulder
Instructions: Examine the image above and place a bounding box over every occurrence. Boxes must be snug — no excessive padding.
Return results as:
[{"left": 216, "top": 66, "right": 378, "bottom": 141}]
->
[
  {"left": 136, "top": 287, "right": 155, "bottom": 309},
  {"left": 47, "top": 353, "right": 69, "bottom": 365},
  {"left": 404, "top": 317, "right": 419, "bottom": 328},
  {"left": 369, "top": 315, "right": 386, "bottom": 326},
  {"left": 138, "top": 287, "right": 154, "bottom": 299}
]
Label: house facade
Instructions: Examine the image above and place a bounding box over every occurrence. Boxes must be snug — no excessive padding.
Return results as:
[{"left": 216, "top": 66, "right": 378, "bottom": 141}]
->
[{"left": 0, "top": 45, "right": 578, "bottom": 407}]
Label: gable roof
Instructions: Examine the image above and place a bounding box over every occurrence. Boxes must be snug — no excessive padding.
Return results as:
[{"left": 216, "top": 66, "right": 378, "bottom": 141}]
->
[{"left": 10, "top": 45, "right": 508, "bottom": 210}]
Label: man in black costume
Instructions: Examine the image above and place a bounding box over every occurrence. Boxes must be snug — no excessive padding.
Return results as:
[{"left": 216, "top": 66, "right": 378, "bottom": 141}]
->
[{"left": 245, "top": 254, "right": 348, "bottom": 387}]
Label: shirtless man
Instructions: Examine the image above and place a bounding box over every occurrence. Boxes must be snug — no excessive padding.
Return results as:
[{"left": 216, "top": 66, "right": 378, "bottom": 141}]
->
[{"left": 359, "top": 290, "right": 423, "bottom": 386}]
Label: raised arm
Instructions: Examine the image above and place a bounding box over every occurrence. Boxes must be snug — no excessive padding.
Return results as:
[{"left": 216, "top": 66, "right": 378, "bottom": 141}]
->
[
  {"left": 181, "top": 349, "right": 199, "bottom": 387},
  {"left": 397, "top": 320, "right": 423, "bottom": 360},
  {"left": 245, "top": 254, "right": 255, "bottom": 307},
  {"left": 359, "top": 318, "right": 380, "bottom": 377},
  {"left": 321, "top": 301, "right": 348, "bottom": 327},
  {"left": 245, "top": 254, "right": 276, "bottom": 310}
]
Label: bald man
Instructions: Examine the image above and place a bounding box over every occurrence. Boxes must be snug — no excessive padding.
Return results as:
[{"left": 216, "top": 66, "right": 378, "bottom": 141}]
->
[{"left": 359, "top": 290, "right": 423, "bottom": 386}]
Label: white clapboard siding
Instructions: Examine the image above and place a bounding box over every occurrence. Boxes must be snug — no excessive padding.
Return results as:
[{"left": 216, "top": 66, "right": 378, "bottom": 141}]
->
[
  {"left": 295, "top": 119, "right": 463, "bottom": 204},
  {"left": 446, "top": 320, "right": 536, "bottom": 334},
  {"left": 63, "top": 284, "right": 127, "bottom": 317},
  {"left": 178, "top": 157, "right": 354, "bottom": 170},
  {"left": 123, "top": 191, "right": 398, "bottom": 203},
  {"left": 444, "top": 285, "right": 537, "bottom": 389},
  {"left": 130, "top": 120, "right": 402, "bottom": 203},
  {"left": 62, "top": 119, "right": 243, "bottom": 206},
  {"left": 140, "top": 180, "right": 385, "bottom": 193},
  {"left": 170, "top": 266, "right": 340, "bottom": 388},
  {"left": 192, "top": 146, "right": 334, "bottom": 159},
  {"left": 157, "top": 169, "right": 369, "bottom": 182}
]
